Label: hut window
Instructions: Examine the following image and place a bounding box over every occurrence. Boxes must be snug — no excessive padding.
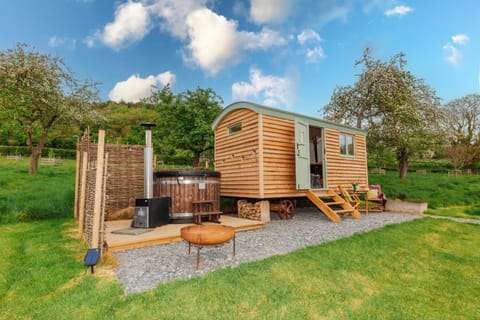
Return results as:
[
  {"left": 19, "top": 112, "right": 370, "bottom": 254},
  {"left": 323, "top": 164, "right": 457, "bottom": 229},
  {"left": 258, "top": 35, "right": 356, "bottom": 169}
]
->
[
  {"left": 340, "top": 133, "right": 355, "bottom": 156},
  {"left": 228, "top": 123, "right": 242, "bottom": 135}
]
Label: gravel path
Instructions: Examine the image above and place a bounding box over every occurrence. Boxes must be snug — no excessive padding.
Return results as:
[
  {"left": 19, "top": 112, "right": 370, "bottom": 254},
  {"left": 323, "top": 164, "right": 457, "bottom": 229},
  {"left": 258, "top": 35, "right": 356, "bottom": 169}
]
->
[{"left": 114, "top": 209, "right": 422, "bottom": 294}]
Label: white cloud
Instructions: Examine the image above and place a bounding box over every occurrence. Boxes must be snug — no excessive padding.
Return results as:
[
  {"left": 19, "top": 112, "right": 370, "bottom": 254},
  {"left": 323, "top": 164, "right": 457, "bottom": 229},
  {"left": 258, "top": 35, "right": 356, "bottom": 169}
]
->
[
  {"left": 297, "top": 29, "right": 325, "bottom": 63},
  {"left": 317, "top": 3, "right": 351, "bottom": 26},
  {"left": 452, "top": 34, "right": 469, "bottom": 45},
  {"left": 443, "top": 43, "right": 462, "bottom": 66},
  {"left": 87, "top": 1, "right": 151, "bottom": 50},
  {"left": 149, "top": 0, "right": 207, "bottom": 40},
  {"left": 242, "top": 27, "right": 287, "bottom": 50},
  {"left": 87, "top": 1, "right": 287, "bottom": 75},
  {"left": 184, "top": 8, "right": 242, "bottom": 76},
  {"left": 250, "top": 0, "right": 291, "bottom": 24},
  {"left": 297, "top": 29, "right": 321, "bottom": 45},
  {"left": 108, "top": 71, "right": 176, "bottom": 102},
  {"left": 183, "top": 8, "right": 286, "bottom": 75},
  {"left": 443, "top": 33, "right": 469, "bottom": 66},
  {"left": 232, "top": 67, "right": 295, "bottom": 109},
  {"left": 384, "top": 5, "right": 413, "bottom": 17},
  {"left": 48, "top": 35, "right": 76, "bottom": 49},
  {"left": 306, "top": 46, "right": 326, "bottom": 63}
]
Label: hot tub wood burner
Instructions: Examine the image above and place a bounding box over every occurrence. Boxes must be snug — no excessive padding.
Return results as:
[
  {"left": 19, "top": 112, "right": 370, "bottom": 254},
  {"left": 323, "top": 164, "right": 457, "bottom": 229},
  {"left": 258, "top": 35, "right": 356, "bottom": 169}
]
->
[{"left": 180, "top": 225, "right": 235, "bottom": 270}]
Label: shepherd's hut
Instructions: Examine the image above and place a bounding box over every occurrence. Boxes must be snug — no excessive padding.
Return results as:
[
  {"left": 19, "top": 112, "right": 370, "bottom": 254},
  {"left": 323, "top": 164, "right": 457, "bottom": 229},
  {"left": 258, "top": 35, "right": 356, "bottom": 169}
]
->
[{"left": 212, "top": 101, "right": 369, "bottom": 222}]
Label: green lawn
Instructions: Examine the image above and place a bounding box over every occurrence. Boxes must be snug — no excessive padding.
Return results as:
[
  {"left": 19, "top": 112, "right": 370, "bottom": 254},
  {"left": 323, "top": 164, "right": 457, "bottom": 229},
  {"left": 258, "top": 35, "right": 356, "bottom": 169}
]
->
[
  {"left": 0, "top": 217, "right": 478, "bottom": 319},
  {"left": 0, "top": 157, "right": 76, "bottom": 224},
  {"left": 1, "top": 159, "right": 480, "bottom": 319}
]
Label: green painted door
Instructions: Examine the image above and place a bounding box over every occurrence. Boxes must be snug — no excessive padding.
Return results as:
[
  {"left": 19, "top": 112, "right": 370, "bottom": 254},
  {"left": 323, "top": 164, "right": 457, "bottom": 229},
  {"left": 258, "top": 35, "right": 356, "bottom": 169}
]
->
[{"left": 295, "top": 120, "right": 310, "bottom": 189}]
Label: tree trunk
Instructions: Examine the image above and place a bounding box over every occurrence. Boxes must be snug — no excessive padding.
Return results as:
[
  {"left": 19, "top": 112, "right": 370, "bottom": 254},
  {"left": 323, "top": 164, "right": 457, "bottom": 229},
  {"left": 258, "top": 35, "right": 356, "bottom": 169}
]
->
[
  {"left": 27, "top": 130, "right": 48, "bottom": 174},
  {"left": 30, "top": 147, "right": 41, "bottom": 174},
  {"left": 397, "top": 149, "right": 409, "bottom": 179},
  {"left": 193, "top": 151, "right": 201, "bottom": 168}
]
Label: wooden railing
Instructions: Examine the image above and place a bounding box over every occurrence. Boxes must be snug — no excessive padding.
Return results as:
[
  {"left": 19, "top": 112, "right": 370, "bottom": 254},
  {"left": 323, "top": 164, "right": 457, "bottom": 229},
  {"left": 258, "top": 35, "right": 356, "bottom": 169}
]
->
[
  {"left": 6, "top": 155, "right": 23, "bottom": 161},
  {"left": 40, "top": 157, "right": 62, "bottom": 166}
]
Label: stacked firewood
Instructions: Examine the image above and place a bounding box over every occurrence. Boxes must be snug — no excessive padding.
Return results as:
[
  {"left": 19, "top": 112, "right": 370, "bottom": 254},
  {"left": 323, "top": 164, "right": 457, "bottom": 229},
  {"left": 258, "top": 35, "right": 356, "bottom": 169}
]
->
[{"left": 237, "top": 200, "right": 262, "bottom": 220}]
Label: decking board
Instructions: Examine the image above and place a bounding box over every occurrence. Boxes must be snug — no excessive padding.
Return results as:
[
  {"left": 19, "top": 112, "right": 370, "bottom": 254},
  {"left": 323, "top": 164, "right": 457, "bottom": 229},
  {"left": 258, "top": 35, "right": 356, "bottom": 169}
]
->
[{"left": 105, "top": 215, "right": 264, "bottom": 252}]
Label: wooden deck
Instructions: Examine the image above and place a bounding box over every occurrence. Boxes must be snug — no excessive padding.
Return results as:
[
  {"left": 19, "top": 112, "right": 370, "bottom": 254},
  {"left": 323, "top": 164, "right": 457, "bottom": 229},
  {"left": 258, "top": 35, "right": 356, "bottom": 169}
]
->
[{"left": 105, "top": 215, "right": 264, "bottom": 252}]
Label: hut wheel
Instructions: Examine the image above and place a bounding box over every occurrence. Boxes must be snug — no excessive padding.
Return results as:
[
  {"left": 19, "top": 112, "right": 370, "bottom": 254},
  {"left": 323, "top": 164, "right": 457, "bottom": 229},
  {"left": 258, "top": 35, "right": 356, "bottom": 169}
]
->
[{"left": 277, "top": 200, "right": 295, "bottom": 220}]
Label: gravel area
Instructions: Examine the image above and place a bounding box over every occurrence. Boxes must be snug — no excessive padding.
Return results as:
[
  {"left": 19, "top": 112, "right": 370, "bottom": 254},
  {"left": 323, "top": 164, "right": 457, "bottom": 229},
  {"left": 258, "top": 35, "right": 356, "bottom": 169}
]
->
[{"left": 114, "top": 209, "right": 422, "bottom": 294}]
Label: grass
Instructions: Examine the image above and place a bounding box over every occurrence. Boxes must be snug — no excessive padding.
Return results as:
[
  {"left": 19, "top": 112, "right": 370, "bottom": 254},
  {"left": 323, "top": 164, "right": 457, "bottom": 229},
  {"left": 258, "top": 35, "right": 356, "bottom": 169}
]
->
[
  {"left": 0, "top": 217, "right": 478, "bottom": 319},
  {"left": 426, "top": 206, "right": 480, "bottom": 220},
  {"left": 1, "top": 158, "right": 480, "bottom": 318},
  {"left": 1, "top": 158, "right": 479, "bottom": 223},
  {"left": 369, "top": 170, "right": 480, "bottom": 218},
  {"left": 0, "top": 157, "right": 76, "bottom": 224}
]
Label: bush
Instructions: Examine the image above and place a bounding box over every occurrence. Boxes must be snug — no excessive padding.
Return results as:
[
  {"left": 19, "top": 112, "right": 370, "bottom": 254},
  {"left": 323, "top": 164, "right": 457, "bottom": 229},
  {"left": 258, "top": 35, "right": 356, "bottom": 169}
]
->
[
  {"left": 0, "top": 145, "right": 30, "bottom": 156},
  {"left": 408, "top": 159, "right": 454, "bottom": 172}
]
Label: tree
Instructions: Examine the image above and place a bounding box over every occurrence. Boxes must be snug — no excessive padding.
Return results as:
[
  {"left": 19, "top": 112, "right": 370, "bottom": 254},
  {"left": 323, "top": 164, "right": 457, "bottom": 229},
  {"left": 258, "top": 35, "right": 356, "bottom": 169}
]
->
[
  {"left": 0, "top": 43, "right": 100, "bottom": 173},
  {"left": 149, "top": 86, "right": 223, "bottom": 167},
  {"left": 440, "top": 94, "right": 480, "bottom": 169},
  {"left": 93, "top": 101, "right": 160, "bottom": 145},
  {"left": 323, "top": 48, "right": 441, "bottom": 178}
]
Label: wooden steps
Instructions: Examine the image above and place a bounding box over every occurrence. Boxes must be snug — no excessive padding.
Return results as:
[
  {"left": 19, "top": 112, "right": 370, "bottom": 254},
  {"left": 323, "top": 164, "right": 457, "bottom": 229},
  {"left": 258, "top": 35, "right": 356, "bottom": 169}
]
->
[{"left": 305, "top": 189, "right": 361, "bottom": 222}]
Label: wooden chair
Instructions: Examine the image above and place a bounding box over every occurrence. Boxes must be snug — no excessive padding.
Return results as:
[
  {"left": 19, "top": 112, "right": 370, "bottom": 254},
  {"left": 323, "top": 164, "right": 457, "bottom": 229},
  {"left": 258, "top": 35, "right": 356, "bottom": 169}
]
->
[
  {"left": 364, "top": 188, "right": 384, "bottom": 212},
  {"left": 338, "top": 185, "right": 361, "bottom": 210}
]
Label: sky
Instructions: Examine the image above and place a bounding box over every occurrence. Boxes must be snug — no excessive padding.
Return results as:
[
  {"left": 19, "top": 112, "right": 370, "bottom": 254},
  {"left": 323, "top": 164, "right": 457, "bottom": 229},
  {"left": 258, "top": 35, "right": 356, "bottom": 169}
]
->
[{"left": 1, "top": 0, "right": 479, "bottom": 117}]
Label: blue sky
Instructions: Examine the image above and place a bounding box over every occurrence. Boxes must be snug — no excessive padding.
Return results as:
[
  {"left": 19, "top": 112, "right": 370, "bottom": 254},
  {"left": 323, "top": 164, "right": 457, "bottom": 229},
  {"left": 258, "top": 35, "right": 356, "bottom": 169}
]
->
[{"left": 1, "top": 0, "right": 479, "bottom": 117}]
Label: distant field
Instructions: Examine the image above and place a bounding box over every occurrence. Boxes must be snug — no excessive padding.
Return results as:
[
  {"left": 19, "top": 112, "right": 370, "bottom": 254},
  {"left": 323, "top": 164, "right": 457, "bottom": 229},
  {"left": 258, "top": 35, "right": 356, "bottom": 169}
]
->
[
  {"left": 1, "top": 158, "right": 479, "bottom": 224},
  {"left": 0, "top": 157, "right": 76, "bottom": 224}
]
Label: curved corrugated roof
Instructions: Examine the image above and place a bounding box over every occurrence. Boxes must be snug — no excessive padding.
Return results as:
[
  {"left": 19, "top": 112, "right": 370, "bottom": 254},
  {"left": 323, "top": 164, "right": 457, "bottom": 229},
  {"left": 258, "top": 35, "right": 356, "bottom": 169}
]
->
[{"left": 211, "top": 101, "right": 366, "bottom": 135}]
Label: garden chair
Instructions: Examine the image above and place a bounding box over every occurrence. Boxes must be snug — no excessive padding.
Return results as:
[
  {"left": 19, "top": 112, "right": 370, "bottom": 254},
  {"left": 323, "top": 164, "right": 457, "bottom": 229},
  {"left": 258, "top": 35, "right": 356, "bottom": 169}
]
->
[
  {"left": 369, "top": 185, "right": 387, "bottom": 206},
  {"left": 338, "top": 185, "right": 361, "bottom": 210},
  {"left": 364, "top": 186, "right": 385, "bottom": 212}
]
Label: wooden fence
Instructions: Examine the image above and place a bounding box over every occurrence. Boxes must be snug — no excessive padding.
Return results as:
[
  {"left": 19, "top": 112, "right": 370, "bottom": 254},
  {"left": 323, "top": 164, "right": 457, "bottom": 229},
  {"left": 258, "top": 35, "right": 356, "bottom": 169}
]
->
[
  {"left": 40, "top": 157, "right": 62, "bottom": 166},
  {"left": 74, "top": 128, "right": 145, "bottom": 252}
]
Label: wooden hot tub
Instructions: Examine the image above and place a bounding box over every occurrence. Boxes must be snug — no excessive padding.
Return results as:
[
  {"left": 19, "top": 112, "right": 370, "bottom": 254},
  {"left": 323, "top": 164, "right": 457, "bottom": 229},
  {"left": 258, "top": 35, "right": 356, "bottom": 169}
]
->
[{"left": 153, "top": 170, "right": 221, "bottom": 223}]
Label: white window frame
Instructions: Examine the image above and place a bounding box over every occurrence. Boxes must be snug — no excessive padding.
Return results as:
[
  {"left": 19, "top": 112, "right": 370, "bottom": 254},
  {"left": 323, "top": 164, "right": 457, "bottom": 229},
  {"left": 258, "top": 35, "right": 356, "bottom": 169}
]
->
[{"left": 339, "top": 133, "right": 355, "bottom": 157}]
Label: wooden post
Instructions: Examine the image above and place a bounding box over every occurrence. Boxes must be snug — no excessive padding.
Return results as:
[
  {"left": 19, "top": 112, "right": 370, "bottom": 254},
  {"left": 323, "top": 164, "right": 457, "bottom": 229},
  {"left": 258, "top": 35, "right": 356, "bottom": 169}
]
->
[
  {"left": 74, "top": 149, "right": 81, "bottom": 219},
  {"left": 91, "top": 130, "right": 105, "bottom": 249},
  {"left": 78, "top": 152, "right": 88, "bottom": 237},
  {"left": 98, "top": 152, "right": 109, "bottom": 254},
  {"left": 259, "top": 200, "right": 270, "bottom": 222}
]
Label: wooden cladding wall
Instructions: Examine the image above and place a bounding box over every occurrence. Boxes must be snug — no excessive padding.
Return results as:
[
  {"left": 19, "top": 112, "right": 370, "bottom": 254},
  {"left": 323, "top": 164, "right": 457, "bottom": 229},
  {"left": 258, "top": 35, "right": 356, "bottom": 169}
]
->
[
  {"left": 324, "top": 128, "right": 368, "bottom": 189},
  {"left": 214, "top": 108, "right": 260, "bottom": 198},
  {"left": 262, "top": 115, "right": 296, "bottom": 197},
  {"left": 214, "top": 106, "right": 369, "bottom": 199}
]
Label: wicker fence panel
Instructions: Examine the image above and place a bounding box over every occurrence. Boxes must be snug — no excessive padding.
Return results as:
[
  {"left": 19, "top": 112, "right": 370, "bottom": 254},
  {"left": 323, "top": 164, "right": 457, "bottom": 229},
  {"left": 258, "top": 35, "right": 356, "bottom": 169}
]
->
[
  {"left": 75, "top": 129, "right": 145, "bottom": 250},
  {"left": 104, "top": 144, "right": 144, "bottom": 213}
]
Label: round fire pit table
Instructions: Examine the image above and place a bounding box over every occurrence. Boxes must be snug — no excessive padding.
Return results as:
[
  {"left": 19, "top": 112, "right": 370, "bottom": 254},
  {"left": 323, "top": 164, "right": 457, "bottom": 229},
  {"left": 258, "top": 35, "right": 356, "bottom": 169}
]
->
[{"left": 180, "top": 224, "right": 236, "bottom": 270}]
